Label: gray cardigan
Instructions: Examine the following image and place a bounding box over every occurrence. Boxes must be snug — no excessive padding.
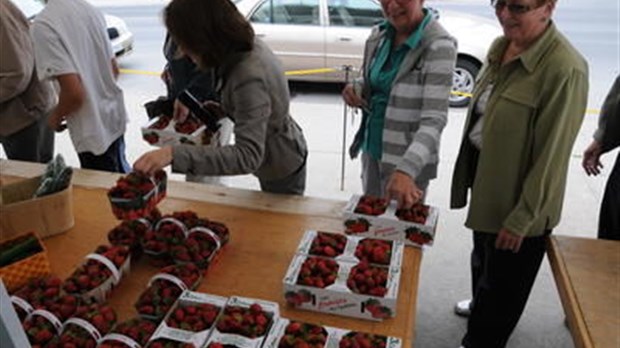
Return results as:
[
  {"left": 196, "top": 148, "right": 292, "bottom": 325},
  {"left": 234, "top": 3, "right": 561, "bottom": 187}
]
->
[
  {"left": 172, "top": 39, "right": 307, "bottom": 181},
  {"left": 350, "top": 19, "right": 457, "bottom": 186}
]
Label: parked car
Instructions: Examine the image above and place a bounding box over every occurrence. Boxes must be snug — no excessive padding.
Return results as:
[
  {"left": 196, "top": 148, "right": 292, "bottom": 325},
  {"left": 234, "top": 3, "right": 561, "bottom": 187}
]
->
[
  {"left": 11, "top": 0, "right": 134, "bottom": 58},
  {"left": 235, "top": 0, "right": 502, "bottom": 107}
]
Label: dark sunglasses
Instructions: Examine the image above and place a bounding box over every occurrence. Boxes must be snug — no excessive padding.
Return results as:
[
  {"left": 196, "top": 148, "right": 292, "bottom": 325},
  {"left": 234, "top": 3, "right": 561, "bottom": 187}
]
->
[{"left": 491, "top": 0, "right": 544, "bottom": 15}]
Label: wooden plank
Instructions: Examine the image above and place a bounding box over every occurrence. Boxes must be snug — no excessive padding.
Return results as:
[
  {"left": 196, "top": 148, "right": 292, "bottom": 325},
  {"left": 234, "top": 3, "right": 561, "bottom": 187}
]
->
[
  {"left": 0, "top": 159, "right": 346, "bottom": 219},
  {"left": 0, "top": 160, "right": 423, "bottom": 346},
  {"left": 547, "top": 235, "right": 620, "bottom": 348}
]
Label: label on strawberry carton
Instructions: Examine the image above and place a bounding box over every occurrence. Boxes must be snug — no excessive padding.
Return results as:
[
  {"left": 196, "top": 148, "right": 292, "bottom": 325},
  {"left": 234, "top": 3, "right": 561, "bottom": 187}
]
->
[
  {"left": 206, "top": 296, "right": 280, "bottom": 348},
  {"left": 150, "top": 291, "right": 227, "bottom": 348},
  {"left": 141, "top": 115, "right": 219, "bottom": 147},
  {"left": 296, "top": 231, "right": 405, "bottom": 268},
  {"left": 100, "top": 333, "right": 142, "bottom": 348},
  {"left": 28, "top": 309, "right": 63, "bottom": 334},
  {"left": 63, "top": 317, "right": 102, "bottom": 342},
  {"left": 262, "top": 317, "right": 338, "bottom": 348},
  {"left": 342, "top": 195, "right": 439, "bottom": 248},
  {"left": 283, "top": 255, "right": 400, "bottom": 321},
  {"left": 326, "top": 329, "right": 402, "bottom": 348},
  {"left": 10, "top": 295, "right": 34, "bottom": 315}
]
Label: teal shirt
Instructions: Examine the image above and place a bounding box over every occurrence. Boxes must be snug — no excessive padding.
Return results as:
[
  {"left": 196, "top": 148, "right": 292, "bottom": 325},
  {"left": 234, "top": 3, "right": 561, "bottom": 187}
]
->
[{"left": 362, "top": 10, "right": 432, "bottom": 160}]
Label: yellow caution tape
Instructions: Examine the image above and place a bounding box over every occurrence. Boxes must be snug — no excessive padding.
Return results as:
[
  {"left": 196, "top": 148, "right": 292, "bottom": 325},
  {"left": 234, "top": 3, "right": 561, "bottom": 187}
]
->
[
  {"left": 119, "top": 69, "right": 160, "bottom": 76},
  {"left": 284, "top": 68, "right": 337, "bottom": 76},
  {"left": 119, "top": 68, "right": 600, "bottom": 114}
]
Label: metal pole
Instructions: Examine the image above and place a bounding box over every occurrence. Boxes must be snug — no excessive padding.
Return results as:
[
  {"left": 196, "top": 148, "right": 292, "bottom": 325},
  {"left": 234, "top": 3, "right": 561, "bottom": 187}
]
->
[{"left": 340, "top": 65, "right": 352, "bottom": 191}]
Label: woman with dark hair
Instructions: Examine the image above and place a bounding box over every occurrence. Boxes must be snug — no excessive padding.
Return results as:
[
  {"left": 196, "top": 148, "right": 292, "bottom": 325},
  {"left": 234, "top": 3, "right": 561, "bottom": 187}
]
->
[{"left": 134, "top": 0, "right": 308, "bottom": 195}]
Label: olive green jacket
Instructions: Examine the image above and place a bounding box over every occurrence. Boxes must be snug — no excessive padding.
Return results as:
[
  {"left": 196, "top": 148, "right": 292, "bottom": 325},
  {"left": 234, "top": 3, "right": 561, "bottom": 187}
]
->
[{"left": 450, "top": 23, "right": 588, "bottom": 237}]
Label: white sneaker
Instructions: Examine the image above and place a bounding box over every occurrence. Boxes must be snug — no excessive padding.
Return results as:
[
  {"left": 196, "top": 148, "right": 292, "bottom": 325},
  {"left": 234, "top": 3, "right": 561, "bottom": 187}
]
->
[{"left": 454, "top": 299, "right": 472, "bottom": 317}]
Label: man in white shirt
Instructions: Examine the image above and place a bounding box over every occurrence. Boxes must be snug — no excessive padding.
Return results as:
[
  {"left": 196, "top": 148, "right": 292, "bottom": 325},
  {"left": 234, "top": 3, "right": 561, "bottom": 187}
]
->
[{"left": 31, "top": 0, "right": 130, "bottom": 172}]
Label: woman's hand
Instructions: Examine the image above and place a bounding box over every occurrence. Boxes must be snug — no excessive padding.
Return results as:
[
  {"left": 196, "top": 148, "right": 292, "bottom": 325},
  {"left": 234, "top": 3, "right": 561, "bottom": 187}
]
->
[
  {"left": 582, "top": 140, "right": 603, "bottom": 176},
  {"left": 342, "top": 83, "right": 368, "bottom": 109},
  {"left": 133, "top": 146, "right": 173, "bottom": 176},
  {"left": 385, "top": 171, "right": 423, "bottom": 210},
  {"left": 495, "top": 228, "right": 524, "bottom": 253}
]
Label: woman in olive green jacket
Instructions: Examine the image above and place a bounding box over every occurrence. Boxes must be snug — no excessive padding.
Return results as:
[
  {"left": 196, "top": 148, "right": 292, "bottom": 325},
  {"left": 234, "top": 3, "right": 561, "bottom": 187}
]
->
[{"left": 450, "top": 0, "right": 588, "bottom": 346}]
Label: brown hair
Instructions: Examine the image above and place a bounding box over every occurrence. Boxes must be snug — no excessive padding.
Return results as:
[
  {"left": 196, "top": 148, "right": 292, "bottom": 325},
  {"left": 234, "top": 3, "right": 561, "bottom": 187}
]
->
[{"left": 164, "top": 0, "right": 254, "bottom": 68}]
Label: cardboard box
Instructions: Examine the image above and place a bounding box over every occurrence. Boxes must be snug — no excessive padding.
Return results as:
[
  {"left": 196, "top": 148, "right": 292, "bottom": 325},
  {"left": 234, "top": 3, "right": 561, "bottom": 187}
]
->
[
  {"left": 0, "top": 175, "right": 73, "bottom": 240},
  {"left": 150, "top": 291, "right": 228, "bottom": 348},
  {"left": 0, "top": 232, "right": 51, "bottom": 292},
  {"left": 296, "top": 230, "right": 405, "bottom": 267},
  {"left": 262, "top": 317, "right": 338, "bottom": 348},
  {"left": 342, "top": 195, "right": 439, "bottom": 248},
  {"left": 283, "top": 254, "right": 401, "bottom": 321},
  {"left": 141, "top": 116, "right": 220, "bottom": 147},
  {"left": 326, "top": 328, "right": 403, "bottom": 348}
]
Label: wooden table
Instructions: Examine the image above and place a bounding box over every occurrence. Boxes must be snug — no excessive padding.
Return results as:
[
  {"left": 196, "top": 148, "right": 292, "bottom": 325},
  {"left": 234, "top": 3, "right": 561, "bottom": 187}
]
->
[
  {"left": 547, "top": 235, "right": 620, "bottom": 348},
  {"left": 0, "top": 160, "right": 423, "bottom": 347}
]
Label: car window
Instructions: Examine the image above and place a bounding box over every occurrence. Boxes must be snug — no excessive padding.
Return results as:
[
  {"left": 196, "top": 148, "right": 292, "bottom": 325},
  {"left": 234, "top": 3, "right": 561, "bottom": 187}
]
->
[
  {"left": 250, "top": 0, "right": 320, "bottom": 25},
  {"left": 327, "top": 0, "right": 383, "bottom": 27}
]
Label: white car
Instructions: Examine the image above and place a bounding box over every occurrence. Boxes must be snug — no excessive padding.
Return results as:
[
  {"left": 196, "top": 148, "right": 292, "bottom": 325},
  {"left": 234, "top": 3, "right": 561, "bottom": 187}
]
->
[
  {"left": 235, "top": 0, "right": 502, "bottom": 107},
  {"left": 12, "top": 0, "right": 134, "bottom": 59}
]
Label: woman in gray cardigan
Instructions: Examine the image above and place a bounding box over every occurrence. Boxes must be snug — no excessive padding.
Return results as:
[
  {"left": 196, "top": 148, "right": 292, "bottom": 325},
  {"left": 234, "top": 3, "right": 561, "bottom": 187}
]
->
[
  {"left": 134, "top": 0, "right": 307, "bottom": 195},
  {"left": 342, "top": 0, "right": 456, "bottom": 209}
]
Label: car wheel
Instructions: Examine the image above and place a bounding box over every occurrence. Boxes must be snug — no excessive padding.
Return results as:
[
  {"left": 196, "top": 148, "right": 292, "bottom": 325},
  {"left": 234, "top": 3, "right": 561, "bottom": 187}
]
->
[{"left": 450, "top": 58, "right": 480, "bottom": 108}]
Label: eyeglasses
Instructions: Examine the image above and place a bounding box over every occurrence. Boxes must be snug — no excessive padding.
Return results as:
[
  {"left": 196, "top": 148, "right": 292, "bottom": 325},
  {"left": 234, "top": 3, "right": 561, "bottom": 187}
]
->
[{"left": 491, "top": 0, "right": 544, "bottom": 15}]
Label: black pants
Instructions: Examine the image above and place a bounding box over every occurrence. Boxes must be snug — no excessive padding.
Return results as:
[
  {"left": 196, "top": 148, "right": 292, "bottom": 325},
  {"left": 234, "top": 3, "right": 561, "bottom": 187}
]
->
[
  {"left": 0, "top": 116, "right": 54, "bottom": 163},
  {"left": 78, "top": 136, "right": 130, "bottom": 174},
  {"left": 598, "top": 152, "right": 620, "bottom": 240},
  {"left": 462, "top": 231, "right": 548, "bottom": 348}
]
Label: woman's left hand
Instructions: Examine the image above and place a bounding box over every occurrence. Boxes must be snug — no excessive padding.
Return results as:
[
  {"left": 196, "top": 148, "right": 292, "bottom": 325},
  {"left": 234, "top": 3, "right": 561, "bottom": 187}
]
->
[
  {"left": 133, "top": 146, "right": 173, "bottom": 176},
  {"left": 495, "top": 228, "right": 524, "bottom": 253},
  {"left": 385, "top": 171, "right": 423, "bottom": 209}
]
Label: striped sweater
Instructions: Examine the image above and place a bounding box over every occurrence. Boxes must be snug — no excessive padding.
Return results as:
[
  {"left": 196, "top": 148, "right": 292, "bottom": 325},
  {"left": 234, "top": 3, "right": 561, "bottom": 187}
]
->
[{"left": 350, "top": 19, "right": 457, "bottom": 186}]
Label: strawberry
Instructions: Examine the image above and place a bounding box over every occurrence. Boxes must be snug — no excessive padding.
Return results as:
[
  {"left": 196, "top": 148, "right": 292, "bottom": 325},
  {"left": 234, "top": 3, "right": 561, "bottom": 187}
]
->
[
  {"left": 296, "top": 256, "right": 339, "bottom": 288},
  {"left": 11, "top": 276, "right": 63, "bottom": 321},
  {"left": 215, "top": 303, "right": 272, "bottom": 338},
  {"left": 395, "top": 203, "right": 430, "bottom": 223},
  {"left": 279, "top": 321, "right": 327, "bottom": 348},
  {"left": 346, "top": 262, "right": 388, "bottom": 297},
  {"left": 166, "top": 303, "right": 220, "bottom": 332},
  {"left": 339, "top": 331, "right": 387, "bottom": 348},
  {"left": 354, "top": 196, "right": 388, "bottom": 216},
  {"left": 100, "top": 317, "right": 157, "bottom": 346},
  {"left": 354, "top": 239, "right": 392, "bottom": 265},
  {"left": 344, "top": 218, "right": 371, "bottom": 235}
]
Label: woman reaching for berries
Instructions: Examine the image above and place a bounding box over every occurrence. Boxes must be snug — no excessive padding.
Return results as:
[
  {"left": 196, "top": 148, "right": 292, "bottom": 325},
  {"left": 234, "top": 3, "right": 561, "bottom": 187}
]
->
[{"left": 134, "top": 0, "right": 307, "bottom": 195}]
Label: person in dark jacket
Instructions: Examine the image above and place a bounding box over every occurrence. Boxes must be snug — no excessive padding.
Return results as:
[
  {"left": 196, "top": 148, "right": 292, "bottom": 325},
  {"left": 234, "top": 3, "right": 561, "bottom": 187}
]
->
[
  {"left": 160, "top": 34, "right": 233, "bottom": 185},
  {"left": 582, "top": 75, "right": 620, "bottom": 240}
]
